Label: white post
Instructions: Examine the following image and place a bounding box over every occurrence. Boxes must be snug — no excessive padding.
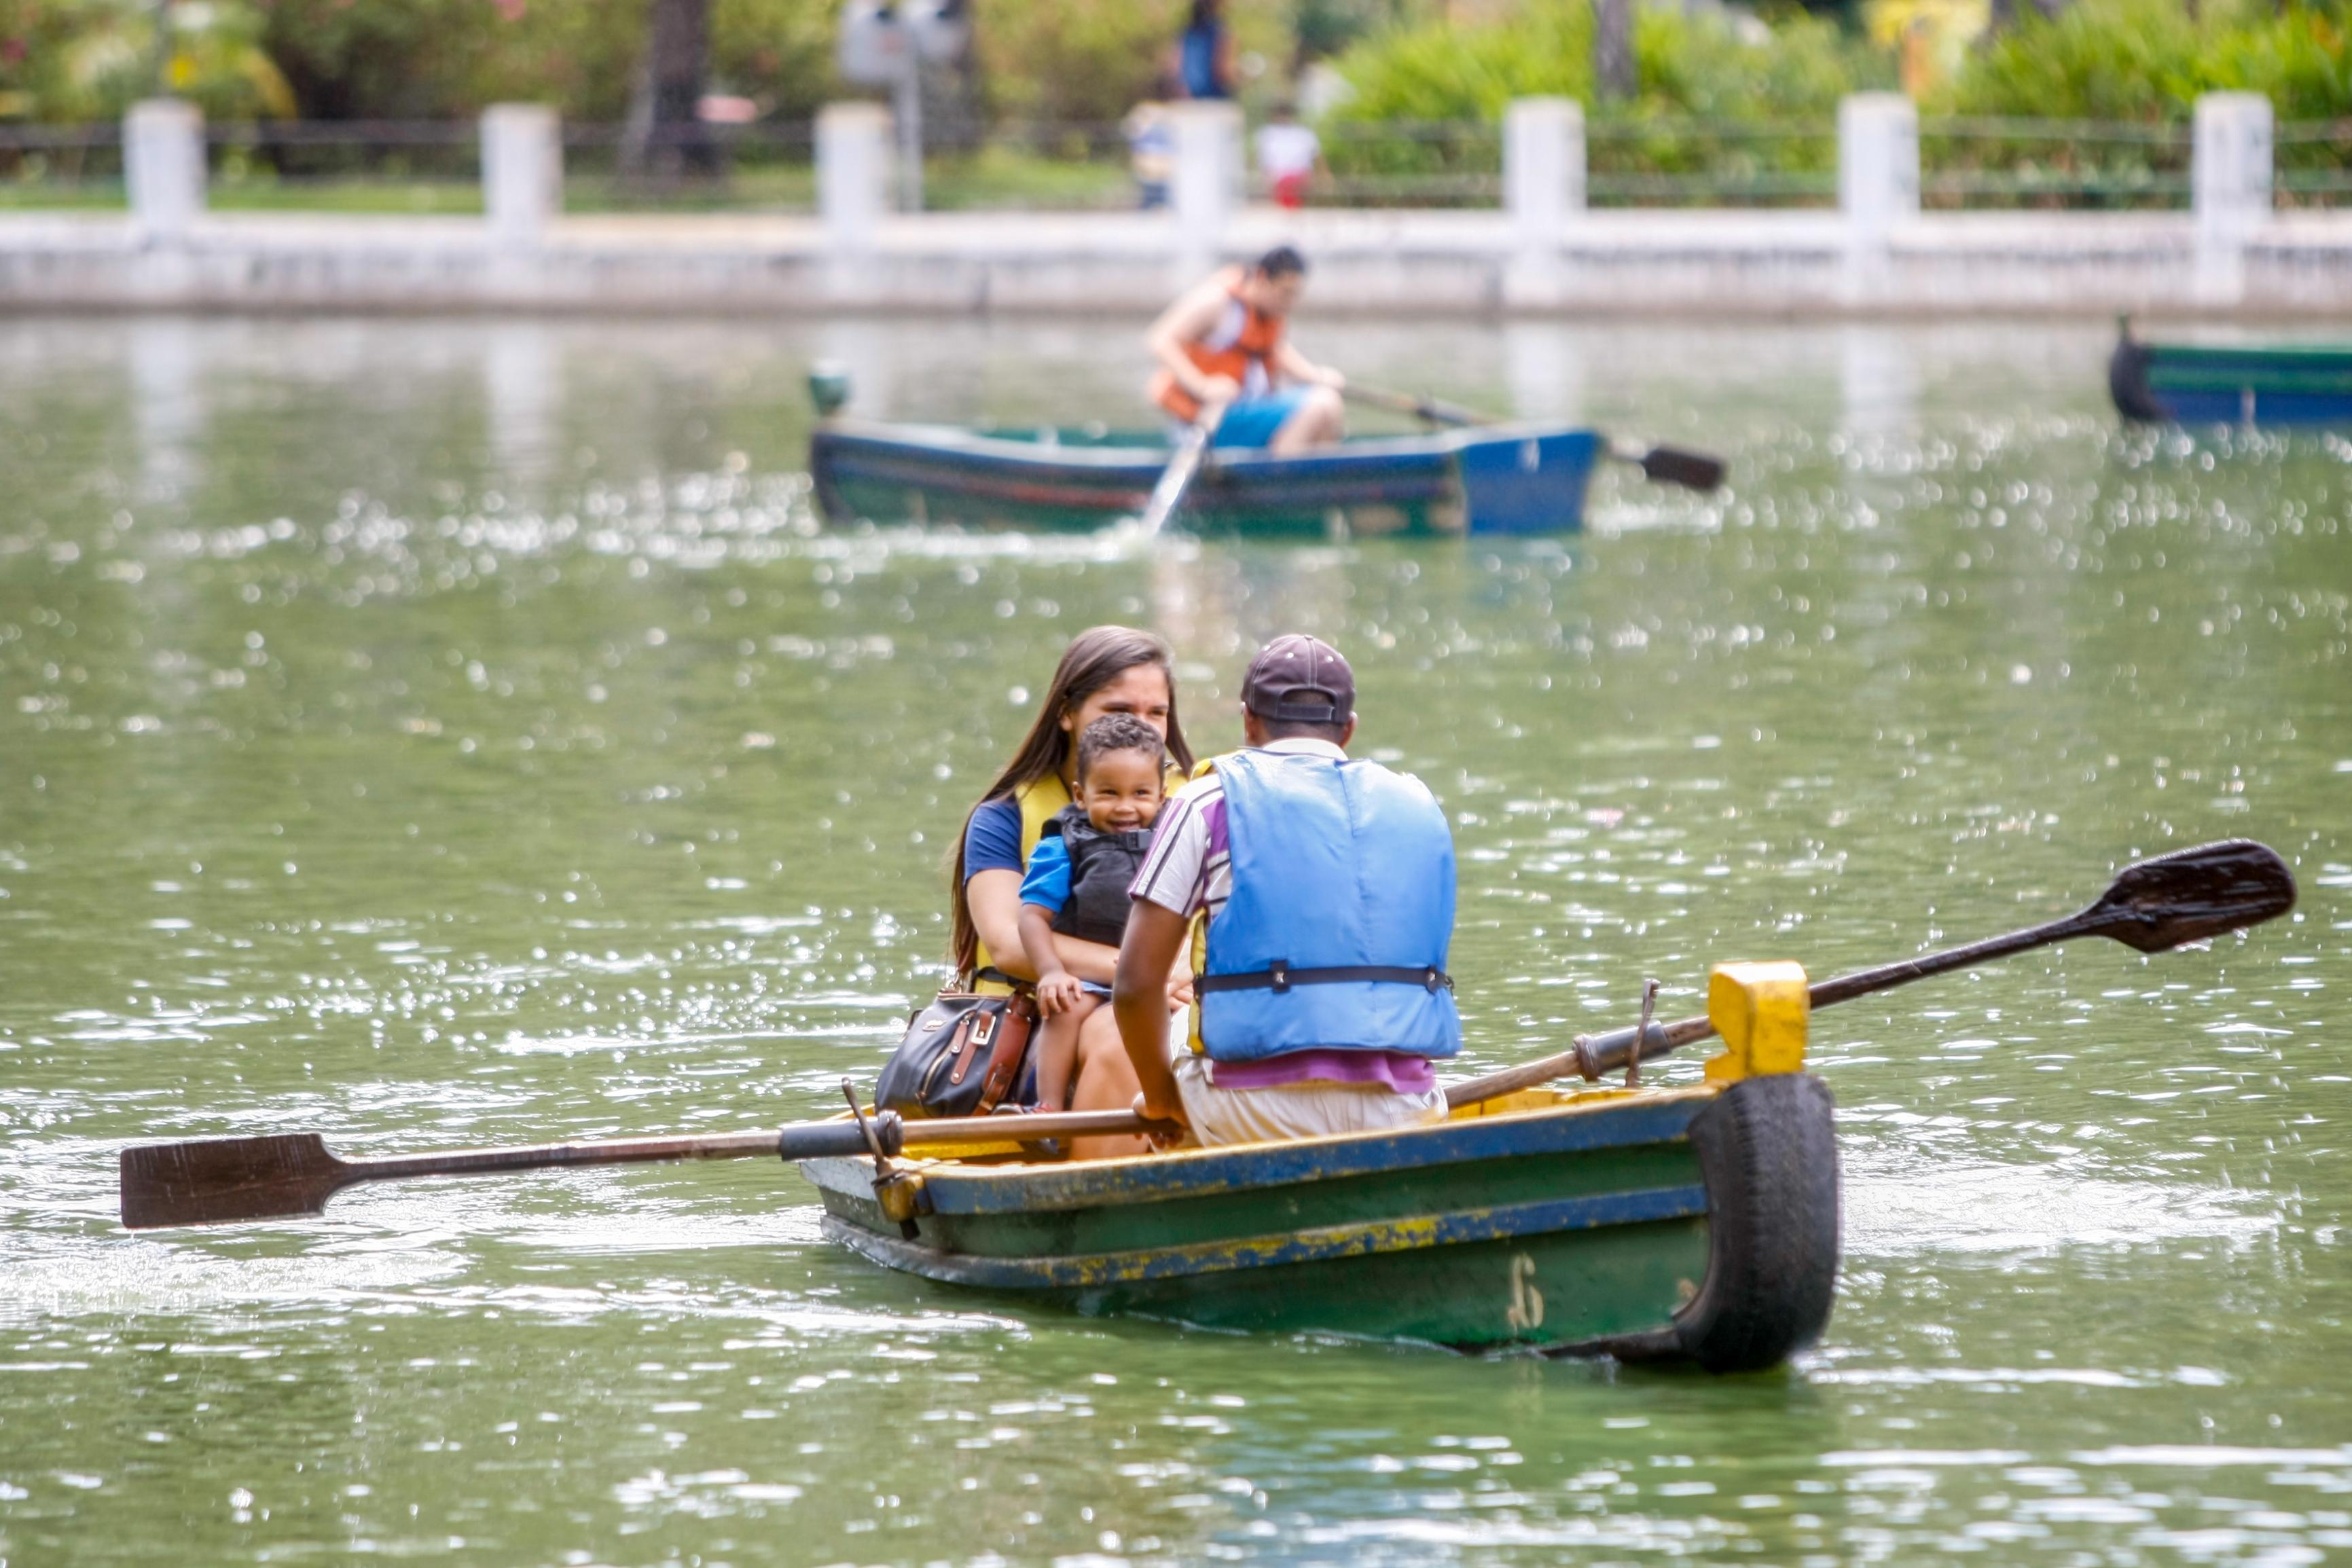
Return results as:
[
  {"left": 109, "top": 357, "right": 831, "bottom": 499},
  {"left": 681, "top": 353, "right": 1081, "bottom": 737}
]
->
[
  {"left": 1505, "top": 97, "right": 1585, "bottom": 242},
  {"left": 2194, "top": 92, "right": 2272, "bottom": 306},
  {"left": 818, "top": 102, "right": 892, "bottom": 253},
  {"left": 1839, "top": 93, "right": 1917, "bottom": 301},
  {"left": 482, "top": 105, "right": 562, "bottom": 251},
  {"left": 125, "top": 100, "right": 205, "bottom": 242},
  {"left": 1504, "top": 97, "right": 1584, "bottom": 308},
  {"left": 1170, "top": 101, "right": 1241, "bottom": 272}
]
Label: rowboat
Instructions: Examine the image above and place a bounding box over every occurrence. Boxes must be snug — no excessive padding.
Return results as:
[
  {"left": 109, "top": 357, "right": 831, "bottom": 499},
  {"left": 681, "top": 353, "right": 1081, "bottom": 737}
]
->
[
  {"left": 801, "top": 962, "right": 1841, "bottom": 1368},
  {"left": 2110, "top": 318, "right": 2352, "bottom": 426},
  {"left": 112, "top": 841, "right": 2296, "bottom": 1371},
  {"left": 808, "top": 418, "right": 1603, "bottom": 536}
]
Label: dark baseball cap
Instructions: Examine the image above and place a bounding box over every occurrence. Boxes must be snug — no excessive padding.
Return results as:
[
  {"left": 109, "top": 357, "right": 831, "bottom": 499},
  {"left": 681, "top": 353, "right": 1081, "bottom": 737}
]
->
[{"left": 1241, "top": 634, "right": 1356, "bottom": 725}]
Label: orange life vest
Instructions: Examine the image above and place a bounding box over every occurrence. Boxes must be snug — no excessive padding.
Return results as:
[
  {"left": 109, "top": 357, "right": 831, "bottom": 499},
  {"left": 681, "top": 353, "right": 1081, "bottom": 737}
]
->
[{"left": 1151, "top": 286, "right": 1285, "bottom": 421}]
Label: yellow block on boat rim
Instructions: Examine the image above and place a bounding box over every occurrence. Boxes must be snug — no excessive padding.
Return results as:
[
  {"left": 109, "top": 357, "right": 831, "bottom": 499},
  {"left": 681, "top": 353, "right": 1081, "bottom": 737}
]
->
[{"left": 1703, "top": 960, "right": 1809, "bottom": 1082}]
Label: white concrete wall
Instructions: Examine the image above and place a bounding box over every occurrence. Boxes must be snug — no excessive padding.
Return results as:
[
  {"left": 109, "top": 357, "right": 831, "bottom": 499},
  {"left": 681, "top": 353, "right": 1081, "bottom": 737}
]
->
[{"left": 1, "top": 93, "right": 2343, "bottom": 316}]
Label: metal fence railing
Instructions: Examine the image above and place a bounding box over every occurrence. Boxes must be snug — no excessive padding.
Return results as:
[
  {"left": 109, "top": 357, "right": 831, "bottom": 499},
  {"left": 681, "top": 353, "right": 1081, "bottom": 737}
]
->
[
  {"left": 0, "top": 123, "right": 128, "bottom": 204},
  {"left": 1311, "top": 118, "right": 1849, "bottom": 210},
  {"left": 1587, "top": 121, "right": 1837, "bottom": 208},
  {"left": 3, "top": 114, "right": 2348, "bottom": 215},
  {"left": 1918, "top": 117, "right": 2194, "bottom": 210},
  {"left": 2275, "top": 117, "right": 2352, "bottom": 206},
  {"left": 1314, "top": 120, "right": 1504, "bottom": 207}
]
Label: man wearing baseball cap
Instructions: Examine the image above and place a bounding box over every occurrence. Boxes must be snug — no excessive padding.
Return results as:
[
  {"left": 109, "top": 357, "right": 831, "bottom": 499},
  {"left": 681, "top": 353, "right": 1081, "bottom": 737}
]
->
[{"left": 1112, "top": 634, "right": 1460, "bottom": 1146}]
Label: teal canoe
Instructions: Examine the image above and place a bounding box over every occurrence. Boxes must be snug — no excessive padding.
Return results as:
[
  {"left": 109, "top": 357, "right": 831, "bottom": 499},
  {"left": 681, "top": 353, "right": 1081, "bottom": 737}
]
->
[
  {"left": 808, "top": 418, "right": 1605, "bottom": 536},
  {"left": 800, "top": 1071, "right": 1840, "bottom": 1369}
]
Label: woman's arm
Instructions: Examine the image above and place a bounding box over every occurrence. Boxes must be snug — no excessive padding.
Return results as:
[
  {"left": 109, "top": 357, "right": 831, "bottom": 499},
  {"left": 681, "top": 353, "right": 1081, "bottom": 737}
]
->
[{"left": 966, "top": 868, "right": 1120, "bottom": 983}]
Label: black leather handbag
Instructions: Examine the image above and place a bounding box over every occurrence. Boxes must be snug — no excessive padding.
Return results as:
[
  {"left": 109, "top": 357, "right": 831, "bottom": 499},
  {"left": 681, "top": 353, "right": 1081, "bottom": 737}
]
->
[{"left": 874, "top": 969, "right": 1040, "bottom": 1120}]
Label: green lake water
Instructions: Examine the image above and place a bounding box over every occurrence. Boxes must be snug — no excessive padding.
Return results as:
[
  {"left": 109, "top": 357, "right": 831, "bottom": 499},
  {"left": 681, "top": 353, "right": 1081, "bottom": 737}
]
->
[{"left": 1, "top": 314, "right": 2347, "bottom": 1565}]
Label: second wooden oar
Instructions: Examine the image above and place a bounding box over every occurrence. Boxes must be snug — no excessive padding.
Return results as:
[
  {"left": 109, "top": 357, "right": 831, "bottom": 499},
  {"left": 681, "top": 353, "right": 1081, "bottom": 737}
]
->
[
  {"left": 1446, "top": 837, "right": 2296, "bottom": 1109},
  {"left": 1137, "top": 399, "right": 1228, "bottom": 536},
  {"left": 1342, "top": 382, "right": 1729, "bottom": 493},
  {"left": 120, "top": 1107, "right": 1159, "bottom": 1231}
]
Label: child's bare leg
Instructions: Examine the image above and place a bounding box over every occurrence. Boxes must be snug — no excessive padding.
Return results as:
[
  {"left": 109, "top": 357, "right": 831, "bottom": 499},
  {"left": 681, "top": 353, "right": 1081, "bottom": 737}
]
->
[{"left": 1032, "top": 993, "right": 1099, "bottom": 1112}]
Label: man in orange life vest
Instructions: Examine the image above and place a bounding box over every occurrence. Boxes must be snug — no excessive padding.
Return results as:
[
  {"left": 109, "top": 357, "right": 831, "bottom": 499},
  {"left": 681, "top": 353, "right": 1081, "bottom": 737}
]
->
[{"left": 1144, "top": 246, "right": 1347, "bottom": 455}]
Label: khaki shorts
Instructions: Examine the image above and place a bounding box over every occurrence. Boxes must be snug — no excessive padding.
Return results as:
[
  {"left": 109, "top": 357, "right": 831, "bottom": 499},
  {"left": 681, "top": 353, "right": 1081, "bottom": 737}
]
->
[{"left": 1171, "top": 1052, "right": 1448, "bottom": 1148}]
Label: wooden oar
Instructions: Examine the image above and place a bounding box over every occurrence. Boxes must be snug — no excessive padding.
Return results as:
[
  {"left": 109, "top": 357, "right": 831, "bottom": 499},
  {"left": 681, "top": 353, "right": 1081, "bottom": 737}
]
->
[
  {"left": 1446, "top": 838, "right": 2296, "bottom": 1110},
  {"left": 1137, "top": 399, "right": 1229, "bottom": 536},
  {"left": 120, "top": 1106, "right": 1159, "bottom": 1231},
  {"left": 1342, "top": 382, "right": 1729, "bottom": 492}
]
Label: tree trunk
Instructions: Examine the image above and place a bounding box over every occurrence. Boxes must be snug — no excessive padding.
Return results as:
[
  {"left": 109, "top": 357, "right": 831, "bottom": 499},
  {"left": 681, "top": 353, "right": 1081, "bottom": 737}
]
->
[
  {"left": 1593, "top": 0, "right": 1635, "bottom": 105},
  {"left": 620, "top": 0, "right": 719, "bottom": 182}
]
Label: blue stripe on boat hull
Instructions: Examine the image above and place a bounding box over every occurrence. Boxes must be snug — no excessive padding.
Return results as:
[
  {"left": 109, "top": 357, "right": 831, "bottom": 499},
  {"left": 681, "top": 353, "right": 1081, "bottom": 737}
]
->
[
  {"left": 2146, "top": 389, "right": 2352, "bottom": 426},
  {"left": 815, "top": 1089, "right": 1717, "bottom": 1216}
]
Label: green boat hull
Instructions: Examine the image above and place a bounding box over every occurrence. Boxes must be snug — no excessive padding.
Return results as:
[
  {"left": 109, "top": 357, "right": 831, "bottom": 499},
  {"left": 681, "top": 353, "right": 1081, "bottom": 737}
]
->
[
  {"left": 807, "top": 419, "right": 1603, "bottom": 536},
  {"left": 2110, "top": 324, "right": 2352, "bottom": 426},
  {"left": 801, "top": 1074, "right": 1839, "bottom": 1365}
]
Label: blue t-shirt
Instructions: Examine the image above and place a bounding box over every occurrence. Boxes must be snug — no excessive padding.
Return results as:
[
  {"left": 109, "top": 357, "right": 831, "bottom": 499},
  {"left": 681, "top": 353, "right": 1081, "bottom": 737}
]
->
[
  {"left": 1018, "top": 836, "right": 1075, "bottom": 914},
  {"left": 962, "top": 795, "right": 1025, "bottom": 881}
]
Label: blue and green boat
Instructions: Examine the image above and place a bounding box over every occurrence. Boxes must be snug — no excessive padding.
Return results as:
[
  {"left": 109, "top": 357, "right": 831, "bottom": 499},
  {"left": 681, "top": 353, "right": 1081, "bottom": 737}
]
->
[
  {"left": 808, "top": 417, "right": 1606, "bottom": 537},
  {"left": 2110, "top": 317, "right": 2352, "bottom": 426}
]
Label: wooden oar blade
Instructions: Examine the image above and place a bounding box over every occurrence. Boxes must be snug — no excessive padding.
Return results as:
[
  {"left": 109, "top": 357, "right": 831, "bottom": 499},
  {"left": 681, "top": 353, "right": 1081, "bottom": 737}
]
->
[
  {"left": 1638, "top": 444, "right": 1728, "bottom": 492},
  {"left": 120, "top": 1133, "right": 350, "bottom": 1230},
  {"left": 2086, "top": 838, "right": 2296, "bottom": 953}
]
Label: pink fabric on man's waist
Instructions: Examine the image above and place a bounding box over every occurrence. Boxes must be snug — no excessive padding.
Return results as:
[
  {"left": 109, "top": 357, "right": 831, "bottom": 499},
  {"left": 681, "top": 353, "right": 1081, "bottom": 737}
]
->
[{"left": 1206, "top": 1049, "right": 1438, "bottom": 1095}]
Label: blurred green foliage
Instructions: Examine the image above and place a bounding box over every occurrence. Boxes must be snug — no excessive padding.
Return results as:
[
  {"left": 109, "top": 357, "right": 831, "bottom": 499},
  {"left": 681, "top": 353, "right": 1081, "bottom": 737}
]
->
[
  {"left": 971, "top": 0, "right": 1177, "bottom": 126},
  {"left": 2, "top": 0, "right": 839, "bottom": 122},
  {"left": 1328, "top": 0, "right": 1883, "bottom": 124},
  {"left": 3, "top": 0, "right": 294, "bottom": 120},
  {"left": 1320, "top": 0, "right": 1882, "bottom": 204},
  {"left": 1942, "top": 0, "right": 2352, "bottom": 122},
  {"left": 1317, "top": 0, "right": 2351, "bottom": 207}
]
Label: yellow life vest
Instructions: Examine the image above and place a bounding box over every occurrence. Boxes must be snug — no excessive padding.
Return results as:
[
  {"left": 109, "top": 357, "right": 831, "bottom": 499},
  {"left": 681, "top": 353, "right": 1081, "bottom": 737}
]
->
[{"left": 973, "top": 775, "right": 1073, "bottom": 996}]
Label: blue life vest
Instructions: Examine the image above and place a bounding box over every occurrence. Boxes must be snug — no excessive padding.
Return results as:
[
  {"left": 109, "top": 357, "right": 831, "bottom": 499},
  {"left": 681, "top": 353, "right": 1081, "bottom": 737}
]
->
[{"left": 1195, "top": 748, "right": 1462, "bottom": 1063}]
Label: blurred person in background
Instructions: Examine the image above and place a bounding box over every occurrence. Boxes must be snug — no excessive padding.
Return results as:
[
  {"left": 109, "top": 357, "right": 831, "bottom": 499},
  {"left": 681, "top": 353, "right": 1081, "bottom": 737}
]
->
[
  {"left": 1254, "top": 102, "right": 1324, "bottom": 210},
  {"left": 1179, "top": 0, "right": 1235, "bottom": 101},
  {"left": 1123, "top": 69, "right": 1181, "bottom": 209}
]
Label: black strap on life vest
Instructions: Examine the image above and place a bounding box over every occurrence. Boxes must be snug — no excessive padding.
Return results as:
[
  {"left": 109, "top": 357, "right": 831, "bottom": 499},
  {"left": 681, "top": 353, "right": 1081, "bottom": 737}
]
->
[{"left": 1194, "top": 961, "right": 1453, "bottom": 996}]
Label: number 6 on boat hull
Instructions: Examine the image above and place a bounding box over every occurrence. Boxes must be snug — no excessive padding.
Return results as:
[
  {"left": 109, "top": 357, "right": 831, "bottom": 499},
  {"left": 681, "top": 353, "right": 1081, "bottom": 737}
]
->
[{"left": 801, "top": 962, "right": 1838, "bottom": 1370}]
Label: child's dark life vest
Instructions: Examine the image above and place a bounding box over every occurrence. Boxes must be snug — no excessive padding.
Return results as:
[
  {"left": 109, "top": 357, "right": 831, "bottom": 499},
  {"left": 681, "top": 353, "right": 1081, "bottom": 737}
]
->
[{"left": 1043, "top": 803, "right": 1154, "bottom": 948}]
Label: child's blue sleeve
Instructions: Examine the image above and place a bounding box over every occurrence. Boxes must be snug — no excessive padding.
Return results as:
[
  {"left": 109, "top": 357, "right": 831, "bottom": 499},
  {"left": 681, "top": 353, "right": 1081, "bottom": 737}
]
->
[{"left": 1019, "top": 837, "right": 1073, "bottom": 914}]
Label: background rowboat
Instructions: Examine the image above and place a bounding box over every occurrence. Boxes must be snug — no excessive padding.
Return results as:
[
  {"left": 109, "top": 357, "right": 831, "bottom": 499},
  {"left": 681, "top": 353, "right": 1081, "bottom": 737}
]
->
[
  {"left": 2110, "top": 319, "right": 2352, "bottom": 426},
  {"left": 808, "top": 418, "right": 1604, "bottom": 536}
]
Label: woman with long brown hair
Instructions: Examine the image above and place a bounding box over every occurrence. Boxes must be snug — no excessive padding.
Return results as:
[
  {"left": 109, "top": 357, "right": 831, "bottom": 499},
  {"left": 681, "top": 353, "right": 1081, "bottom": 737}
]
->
[{"left": 954, "top": 626, "right": 1195, "bottom": 1156}]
